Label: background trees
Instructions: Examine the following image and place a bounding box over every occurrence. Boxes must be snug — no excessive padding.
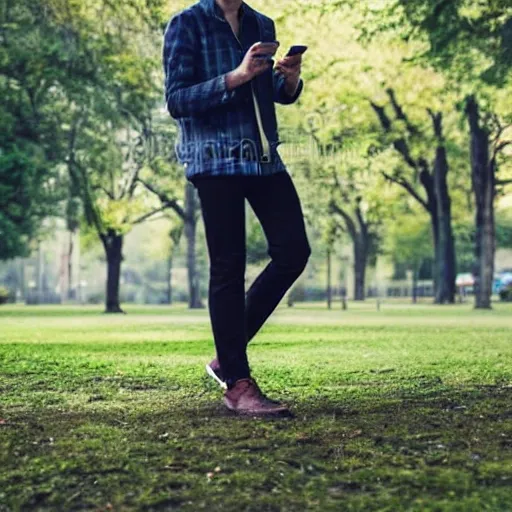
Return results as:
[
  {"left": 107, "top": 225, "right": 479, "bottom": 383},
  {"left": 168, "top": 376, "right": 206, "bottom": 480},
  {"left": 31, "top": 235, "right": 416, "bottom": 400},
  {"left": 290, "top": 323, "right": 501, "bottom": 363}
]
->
[
  {"left": 347, "top": 0, "right": 512, "bottom": 308},
  {"left": 1, "top": 0, "right": 511, "bottom": 309}
]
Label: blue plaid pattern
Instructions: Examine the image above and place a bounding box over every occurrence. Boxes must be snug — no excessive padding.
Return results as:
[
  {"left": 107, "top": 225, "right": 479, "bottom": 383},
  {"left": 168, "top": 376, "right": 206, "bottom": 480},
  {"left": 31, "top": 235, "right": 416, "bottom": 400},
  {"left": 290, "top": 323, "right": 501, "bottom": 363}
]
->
[{"left": 163, "top": 0, "right": 303, "bottom": 179}]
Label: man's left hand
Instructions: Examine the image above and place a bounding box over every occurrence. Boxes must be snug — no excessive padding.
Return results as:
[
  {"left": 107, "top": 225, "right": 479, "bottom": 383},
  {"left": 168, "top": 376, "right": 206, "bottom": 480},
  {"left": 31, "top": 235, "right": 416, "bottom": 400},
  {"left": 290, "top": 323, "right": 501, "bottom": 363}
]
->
[{"left": 275, "top": 54, "right": 302, "bottom": 97}]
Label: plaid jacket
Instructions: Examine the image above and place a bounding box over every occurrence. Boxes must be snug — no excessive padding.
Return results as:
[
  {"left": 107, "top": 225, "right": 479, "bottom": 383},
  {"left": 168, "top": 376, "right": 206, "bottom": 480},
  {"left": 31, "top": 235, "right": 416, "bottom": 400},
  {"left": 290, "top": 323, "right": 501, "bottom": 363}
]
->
[{"left": 162, "top": 0, "right": 303, "bottom": 179}]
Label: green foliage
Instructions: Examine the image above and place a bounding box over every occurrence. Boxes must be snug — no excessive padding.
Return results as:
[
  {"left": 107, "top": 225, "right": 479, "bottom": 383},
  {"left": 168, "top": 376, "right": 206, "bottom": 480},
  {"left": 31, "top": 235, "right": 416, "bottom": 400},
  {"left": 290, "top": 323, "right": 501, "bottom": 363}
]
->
[
  {"left": 452, "top": 217, "right": 475, "bottom": 274},
  {"left": 500, "top": 287, "right": 512, "bottom": 301},
  {"left": 1, "top": 0, "right": 170, "bottom": 260},
  {"left": 452, "top": 212, "right": 512, "bottom": 274},
  {"left": 385, "top": 214, "right": 432, "bottom": 271},
  {"left": 0, "top": 143, "right": 54, "bottom": 260},
  {"left": 0, "top": 0, "right": 72, "bottom": 259},
  {"left": 496, "top": 209, "right": 512, "bottom": 249},
  {"left": 354, "top": 0, "right": 512, "bottom": 86},
  {"left": 246, "top": 212, "right": 269, "bottom": 265},
  {"left": 0, "top": 286, "right": 10, "bottom": 304}
]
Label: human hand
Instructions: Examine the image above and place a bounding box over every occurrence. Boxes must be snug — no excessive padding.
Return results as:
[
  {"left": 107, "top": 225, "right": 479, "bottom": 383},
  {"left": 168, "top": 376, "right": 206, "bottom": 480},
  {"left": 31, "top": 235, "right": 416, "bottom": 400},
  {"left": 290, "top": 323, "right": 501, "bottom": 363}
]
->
[
  {"left": 227, "top": 41, "right": 279, "bottom": 89},
  {"left": 275, "top": 53, "right": 302, "bottom": 95}
]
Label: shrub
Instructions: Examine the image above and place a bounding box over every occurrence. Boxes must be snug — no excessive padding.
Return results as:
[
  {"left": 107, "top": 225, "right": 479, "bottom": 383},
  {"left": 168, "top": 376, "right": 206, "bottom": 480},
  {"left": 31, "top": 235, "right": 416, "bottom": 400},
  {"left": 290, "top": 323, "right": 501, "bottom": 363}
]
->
[
  {"left": 499, "top": 288, "right": 512, "bottom": 302},
  {"left": 0, "top": 286, "right": 11, "bottom": 305}
]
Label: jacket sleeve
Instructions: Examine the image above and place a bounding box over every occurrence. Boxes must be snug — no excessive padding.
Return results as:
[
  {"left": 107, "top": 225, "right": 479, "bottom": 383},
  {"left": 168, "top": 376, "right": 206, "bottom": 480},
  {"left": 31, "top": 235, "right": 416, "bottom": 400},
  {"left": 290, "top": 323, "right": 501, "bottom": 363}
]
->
[
  {"left": 270, "top": 21, "right": 304, "bottom": 105},
  {"left": 163, "top": 13, "right": 236, "bottom": 118}
]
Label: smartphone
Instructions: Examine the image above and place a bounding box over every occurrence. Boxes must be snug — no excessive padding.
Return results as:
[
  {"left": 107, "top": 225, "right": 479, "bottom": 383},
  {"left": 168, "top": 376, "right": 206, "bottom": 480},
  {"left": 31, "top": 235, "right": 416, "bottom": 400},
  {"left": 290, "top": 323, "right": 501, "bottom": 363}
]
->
[{"left": 286, "top": 45, "right": 308, "bottom": 56}]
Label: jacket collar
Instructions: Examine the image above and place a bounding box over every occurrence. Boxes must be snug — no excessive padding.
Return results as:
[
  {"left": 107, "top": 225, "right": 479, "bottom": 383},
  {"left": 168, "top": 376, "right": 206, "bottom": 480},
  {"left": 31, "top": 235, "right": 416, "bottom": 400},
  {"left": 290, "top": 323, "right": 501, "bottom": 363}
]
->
[{"left": 199, "top": 0, "right": 252, "bottom": 21}]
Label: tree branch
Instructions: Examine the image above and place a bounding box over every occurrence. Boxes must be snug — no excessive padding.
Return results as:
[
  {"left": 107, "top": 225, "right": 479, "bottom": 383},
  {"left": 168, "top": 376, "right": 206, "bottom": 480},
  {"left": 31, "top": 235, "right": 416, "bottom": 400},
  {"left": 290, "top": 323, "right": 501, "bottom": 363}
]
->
[
  {"left": 393, "top": 139, "right": 419, "bottom": 170},
  {"left": 427, "top": 109, "right": 444, "bottom": 141},
  {"left": 354, "top": 200, "right": 368, "bottom": 237},
  {"left": 492, "top": 140, "right": 512, "bottom": 162},
  {"left": 137, "top": 178, "right": 186, "bottom": 220},
  {"left": 330, "top": 201, "right": 357, "bottom": 240},
  {"left": 133, "top": 206, "right": 170, "bottom": 225},
  {"left": 382, "top": 171, "right": 429, "bottom": 210},
  {"left": 386, "top": 88, "right": 420, "bottom": 137},
  {"left": 370, "top": 99, "right": 419, "bottom": 171},
  {"left": 369, "top": 101, "right": 392, "bottom": 132},
  {"left": 72, "top": 160, "right": 104, "bottom": 235},
  {"left": 92, "top": 185, "right": 115, "bottom": 200}
]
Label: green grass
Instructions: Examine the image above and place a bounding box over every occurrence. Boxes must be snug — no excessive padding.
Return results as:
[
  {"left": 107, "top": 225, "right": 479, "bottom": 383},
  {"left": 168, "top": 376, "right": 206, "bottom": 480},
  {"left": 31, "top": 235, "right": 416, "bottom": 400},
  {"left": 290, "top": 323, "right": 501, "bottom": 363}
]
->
[{"left": 1, "top": 302, "right": 511, "bottom": 511}]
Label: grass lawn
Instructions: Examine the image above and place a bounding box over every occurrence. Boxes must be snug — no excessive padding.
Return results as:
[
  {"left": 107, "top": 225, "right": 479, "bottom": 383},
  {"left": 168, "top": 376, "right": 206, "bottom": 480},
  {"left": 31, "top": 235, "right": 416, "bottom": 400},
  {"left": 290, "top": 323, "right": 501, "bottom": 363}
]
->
[{"left": 1, "top": 302, "right": 511, "bottom": 511}]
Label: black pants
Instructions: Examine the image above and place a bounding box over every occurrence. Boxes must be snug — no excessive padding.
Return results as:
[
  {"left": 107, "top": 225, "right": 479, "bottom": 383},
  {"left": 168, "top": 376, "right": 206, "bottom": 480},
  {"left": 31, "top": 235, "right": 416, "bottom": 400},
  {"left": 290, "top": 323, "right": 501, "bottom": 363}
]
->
[{"left": 191, "top": 171, "right": 311, "bottom": 387}]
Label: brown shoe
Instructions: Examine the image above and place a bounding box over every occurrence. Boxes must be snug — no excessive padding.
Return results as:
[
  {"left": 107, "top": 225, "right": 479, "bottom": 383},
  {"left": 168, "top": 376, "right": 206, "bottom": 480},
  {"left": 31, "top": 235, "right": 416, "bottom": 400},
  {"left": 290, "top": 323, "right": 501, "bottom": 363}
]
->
[{"left": 224, "top": 378, "right": 290, "bottom": 416}]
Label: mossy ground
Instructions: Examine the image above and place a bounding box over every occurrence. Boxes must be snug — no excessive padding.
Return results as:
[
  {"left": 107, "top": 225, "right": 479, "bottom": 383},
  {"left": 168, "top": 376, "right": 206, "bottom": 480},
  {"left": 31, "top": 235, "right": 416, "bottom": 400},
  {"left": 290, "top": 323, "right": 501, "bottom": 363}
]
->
[{"left": 1, "top": 302, "right": 511, "bottom": 511}]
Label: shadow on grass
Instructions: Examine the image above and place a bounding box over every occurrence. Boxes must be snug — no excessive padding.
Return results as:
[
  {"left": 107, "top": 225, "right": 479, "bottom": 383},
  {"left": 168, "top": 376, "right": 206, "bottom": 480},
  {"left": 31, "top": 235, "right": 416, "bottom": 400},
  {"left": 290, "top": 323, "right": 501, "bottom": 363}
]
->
[{"left": 1, "top": 383, "right": 511, "bottom": 511}]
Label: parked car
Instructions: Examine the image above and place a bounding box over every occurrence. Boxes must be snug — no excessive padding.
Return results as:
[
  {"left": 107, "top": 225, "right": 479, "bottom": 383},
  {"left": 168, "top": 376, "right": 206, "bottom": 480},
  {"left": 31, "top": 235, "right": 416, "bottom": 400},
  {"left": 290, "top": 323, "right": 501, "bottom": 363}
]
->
[{"left": 456, "top": 272, "right": 504, "bottom": 296}]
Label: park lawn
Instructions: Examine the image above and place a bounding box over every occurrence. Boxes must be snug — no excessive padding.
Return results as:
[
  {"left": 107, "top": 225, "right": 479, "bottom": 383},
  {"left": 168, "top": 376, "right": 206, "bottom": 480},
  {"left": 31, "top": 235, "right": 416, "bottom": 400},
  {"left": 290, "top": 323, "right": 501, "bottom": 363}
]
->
[{"left": 0, "top": 302, "right": 511, "bottom": 511}]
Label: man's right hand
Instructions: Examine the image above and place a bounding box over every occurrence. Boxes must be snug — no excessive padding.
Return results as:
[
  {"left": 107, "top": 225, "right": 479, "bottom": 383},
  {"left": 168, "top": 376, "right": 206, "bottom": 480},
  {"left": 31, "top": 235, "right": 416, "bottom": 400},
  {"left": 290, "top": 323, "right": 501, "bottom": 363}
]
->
[{"left": 226, "top": 42, "right": 279, "bottom": 90}]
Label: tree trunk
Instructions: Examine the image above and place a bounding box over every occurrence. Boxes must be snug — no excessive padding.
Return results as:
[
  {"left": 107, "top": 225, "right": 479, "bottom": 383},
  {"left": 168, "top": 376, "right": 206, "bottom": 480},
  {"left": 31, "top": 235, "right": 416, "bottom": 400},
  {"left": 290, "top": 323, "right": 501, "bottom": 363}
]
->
[
  {"left": 167, "top": 251, "right": 173, "bottom": 305},
  {"left": 101, "top": 230, "right": 124, "bottom": 314},
  {"left": 466, "top": 95, "right": 495, "bottom": 309},
  {"left": 185, "top": 182, "right": 204, "bottom": 309},
  {"left": 36, "top": 241, "right": 43, "bottom": 304},
  {"left": 19, "top": 258, "right": 26, "bottom": 302},
  {"left": 67, "top": 230, "right": 74, "bottom": 300},
  {"left": 412, "top": 268, "right": 418, "bottom": 304},
  {"left": 432, "top": 114, "right": 456, "bottom": 304},
  {"left": 353, "top": 238, "right": 367, "bottom": 301},
  {"left": 326, "top": 249, "right": 332, "bottom": 309},
  {"left": 429, "top": 208, "right": 440, "bottom": 299}
]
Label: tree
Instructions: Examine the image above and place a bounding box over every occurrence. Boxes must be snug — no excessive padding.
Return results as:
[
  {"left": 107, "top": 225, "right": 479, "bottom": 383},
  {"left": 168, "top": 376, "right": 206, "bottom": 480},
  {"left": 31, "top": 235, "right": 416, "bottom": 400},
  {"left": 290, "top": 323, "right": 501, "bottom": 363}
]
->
[
  {"left": 356, "top": 0, "right": 512, "bottom": 86},
  {"left": 1, "top": 0, "right": 168, "bottom": 311},
  {"left": 59, "top": 0, "right": 166, "bottom": 312},
  {"left": 0, "top": 0, "right": 69, "bottom": 260},
  {"left": 371, "top": 89, "right": 456, "bottom": 304},
  {"left": 354, "top": 0, "right": 512, "bottom": 308},
  {"left": 329, "top": 196, "right": 380, "bottom": 302},
  {"left": 136, "top": 114, "right": 205, "bottom": 310},
  {"left": 139, "top": 179, "right": 204, "bottom": 309},
  {"left": 71, "top": 114, "right": 170, "bottom": 313},
  {"left": 464, "top": 97, "right": 512, "bottom": 307},
  {"left": 297, "top": 133, "right": 386, "bottom": 301},
  {"left": 246, "top": 210, "right": 270, "bottom": 265},
  {"left": 277, "top": 2, "right": 472, "bottom": 304}
]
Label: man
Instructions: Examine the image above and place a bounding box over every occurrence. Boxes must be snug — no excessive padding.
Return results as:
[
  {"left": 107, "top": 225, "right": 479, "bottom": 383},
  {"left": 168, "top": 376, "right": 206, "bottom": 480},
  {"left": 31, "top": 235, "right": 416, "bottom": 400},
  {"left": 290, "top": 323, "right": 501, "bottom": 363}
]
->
[{"left": 163, "top": 0, "right": 311, "bottom": 416}]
